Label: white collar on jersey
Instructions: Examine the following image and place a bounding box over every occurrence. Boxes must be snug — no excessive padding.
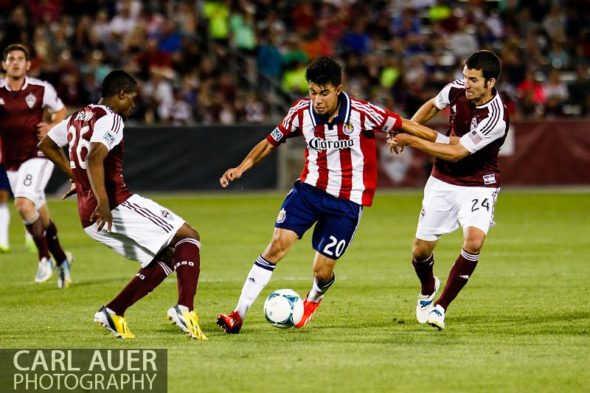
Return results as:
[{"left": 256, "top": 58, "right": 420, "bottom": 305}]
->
[
  {"left": 2, "top": 76, "right": 29, "bottom": 91},
  {"left": 309, "top": 91, "right": 351, "bottom": 127}
]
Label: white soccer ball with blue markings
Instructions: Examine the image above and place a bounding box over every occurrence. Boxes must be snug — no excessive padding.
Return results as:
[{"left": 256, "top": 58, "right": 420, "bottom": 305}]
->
[{"left": 263, "top": 289, "right": 304, "bottom": 329}]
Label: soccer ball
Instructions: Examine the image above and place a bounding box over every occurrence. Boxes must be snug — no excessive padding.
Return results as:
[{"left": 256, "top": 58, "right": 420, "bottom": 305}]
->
[{"left": 263, "top": 289, "right": 304, "bottom": 329}]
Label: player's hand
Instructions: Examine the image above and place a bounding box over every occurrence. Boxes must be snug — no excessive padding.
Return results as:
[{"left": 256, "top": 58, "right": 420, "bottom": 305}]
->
[
  {"left": 388, "top": 133, "right": 411, "bottom": 154},
  {"left": 62, "top": 181, "right": 77, "bottom": 200},
  {"left": 36, "top": 122, "right": 51, "bottom": 140},
  {"left": 91, "top": 203, "right": 113, "bottom": 232},
  {"left": 219, "top": 168, "right": 243, "bottom": 188}
]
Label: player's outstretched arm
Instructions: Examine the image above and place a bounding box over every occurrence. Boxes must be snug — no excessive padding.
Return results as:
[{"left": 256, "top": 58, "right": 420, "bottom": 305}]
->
[
  {"left": 390, "top": 133, "right": 470, "bottom": 162},
  {"left": 220, "top": 139, "right": 275, "bottom": 188},
  {"left": 411, "top": 97, "right": 440, "bottom": 124},
  {"left": 86, "top": 142, "right": 112, "bottom": 231}
]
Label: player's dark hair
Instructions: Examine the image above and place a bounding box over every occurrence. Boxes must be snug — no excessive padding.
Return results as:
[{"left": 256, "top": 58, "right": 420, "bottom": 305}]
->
[
  {"left": 101, "top": 70, "right": 137, "bottom": 97},
  {"left": 3, "top": 43, "right": 30, "bottom": 61},
  {"left": 305, "top": 57, "right": 342, "bottom": 87},
  {"left": 465, "top": 50, "right": 501, "bottom": 81}
]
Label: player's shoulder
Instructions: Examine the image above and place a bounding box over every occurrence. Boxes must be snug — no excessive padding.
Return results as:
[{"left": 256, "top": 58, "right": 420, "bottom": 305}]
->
[{"left": 25, "top": 77, "right": 56, "bottom": 90}]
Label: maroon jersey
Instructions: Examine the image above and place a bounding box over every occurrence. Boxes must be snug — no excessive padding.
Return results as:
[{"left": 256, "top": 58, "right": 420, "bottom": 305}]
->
[
  {"left": 432, "top": 79, "right": 509, "bottom": 187},
  {"left": 48, "top": 104, "right": 133, "bottom": 227},
  {"left": 0, "top": 77, "right": 64, "bottom": 170}
]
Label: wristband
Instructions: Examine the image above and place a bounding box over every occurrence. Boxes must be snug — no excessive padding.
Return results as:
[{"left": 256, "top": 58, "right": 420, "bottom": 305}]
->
[{"left": 435, "top": 133, "right": 450, "bottom": 144}]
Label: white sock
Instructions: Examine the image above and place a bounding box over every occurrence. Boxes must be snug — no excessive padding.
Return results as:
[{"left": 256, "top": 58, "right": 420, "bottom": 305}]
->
[
  {"left": 307, "top": 274, "right": 336, "bottom": 302},
  {"left": 235, "top": 255, "right": 276, "bottom": 319},
  {"left": 0, "top": 203, "right": 9, "bottom": 247}
]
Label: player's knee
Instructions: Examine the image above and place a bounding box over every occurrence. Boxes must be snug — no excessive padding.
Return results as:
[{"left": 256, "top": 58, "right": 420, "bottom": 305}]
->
[
  {"left": 14, "top": 198, "right": 36, "bottom": 221},
  {"left": 412, "top": 243, "right": 432, "bottom": 259},
  {"left": 178, "top": 223, "right": 200, "bottom": 241}
]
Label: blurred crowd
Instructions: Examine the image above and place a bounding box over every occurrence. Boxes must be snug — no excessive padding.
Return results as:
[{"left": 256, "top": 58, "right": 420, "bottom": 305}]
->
[{"left": 1, "top": 0, "right": 589, "bottom": 124}]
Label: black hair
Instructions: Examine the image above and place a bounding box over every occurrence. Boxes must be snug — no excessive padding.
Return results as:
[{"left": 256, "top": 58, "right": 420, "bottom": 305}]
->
[
  {"left": 3, "top": 43, "right": 29, "bottom": 61},
  {"left": 101, "top": 70, "right": 137, "bottom": 98},
  {"left": 465, "top": 50, "right": 501, "bottom": 81},
  {"left": 305, "top": 57, "right": 342, "bottom": 87}
]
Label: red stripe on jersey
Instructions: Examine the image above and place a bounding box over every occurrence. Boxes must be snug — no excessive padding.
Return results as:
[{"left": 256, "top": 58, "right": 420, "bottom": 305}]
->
[
  {"left": 314, "top": 124, "right": 329, "bottom": 191},
  {"left": 359, "top": 113, "right": 377, "bottom": 206},
  {"left": 337, "top": 122, "right": 353, "bottom": 200},
  {"left": 299, "top": 110, "right": 310, "bottom": 181}
]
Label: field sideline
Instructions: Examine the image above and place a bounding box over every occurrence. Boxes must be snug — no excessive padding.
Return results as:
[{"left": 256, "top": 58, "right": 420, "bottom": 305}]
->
[{"left": 0, "top": 189, "right": 588, "bottom": 392}]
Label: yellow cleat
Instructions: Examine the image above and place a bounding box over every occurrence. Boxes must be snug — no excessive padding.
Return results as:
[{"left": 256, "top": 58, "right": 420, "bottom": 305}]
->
[
  {"left": 94, "top": 306, "right": 135, "bottom": 339},
  {"left": 167, "top": 305, "right": 208, "bottom": 340}
]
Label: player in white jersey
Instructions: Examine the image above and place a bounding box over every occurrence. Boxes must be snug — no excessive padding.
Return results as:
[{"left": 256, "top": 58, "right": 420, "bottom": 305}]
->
[
  {"left": 216, "top": 57, "right": 404, "bottom": 333},
  {"left": 389, "top": 50, "right": 509, "bottom": 330}
]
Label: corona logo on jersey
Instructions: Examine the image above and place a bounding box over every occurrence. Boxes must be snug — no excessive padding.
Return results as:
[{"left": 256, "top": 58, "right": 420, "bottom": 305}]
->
[{"left": 308, "top": 137, "right": 354, "bottom": 152}]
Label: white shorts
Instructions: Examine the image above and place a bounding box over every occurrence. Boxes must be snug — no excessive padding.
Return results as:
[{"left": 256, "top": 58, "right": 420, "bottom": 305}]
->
[
  {"left": 84, "top": 194, "right": 185, "bottom": 267},
  {"left": 416, "top": 176, "right": 500, "bottom": 241},
  {"left": 7, "top": 158, "right": 54, "bottom": 209}
]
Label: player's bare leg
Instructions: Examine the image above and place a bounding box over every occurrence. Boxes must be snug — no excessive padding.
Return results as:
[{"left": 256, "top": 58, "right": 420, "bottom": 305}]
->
[
  {"left": 295, "top": 252, "right": 336, "bottom": 328},
  {"left": 217, "top": 228, "right": 298, "bottom": 334},
  {"left": 428, "top": 227, "right": 486, "bottom": 329}
]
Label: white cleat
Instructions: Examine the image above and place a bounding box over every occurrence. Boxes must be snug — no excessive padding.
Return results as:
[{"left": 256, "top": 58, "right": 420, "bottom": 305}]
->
[
  {"left": 416, "top": 276, "right": 441, "bottom": 324},
  {"left": 34, "top": 257, "right": 54, "bottom": 283},
  {"left": 57, "top": 252, "right": 74, "bottom": 288},
  {"left": 427, "top": 304, "right": 445, "bottom": 330}
]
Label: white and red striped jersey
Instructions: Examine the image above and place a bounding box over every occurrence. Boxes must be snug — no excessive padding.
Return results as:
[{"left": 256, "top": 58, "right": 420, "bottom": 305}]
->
[{"left": 266, "top": 92, "right": 401, "bottom": 206}]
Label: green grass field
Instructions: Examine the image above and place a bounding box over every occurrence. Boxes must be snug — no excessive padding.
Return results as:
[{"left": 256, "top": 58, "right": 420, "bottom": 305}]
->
[{"left": 0, "top": 189, "right": 588, "bottom": 392}]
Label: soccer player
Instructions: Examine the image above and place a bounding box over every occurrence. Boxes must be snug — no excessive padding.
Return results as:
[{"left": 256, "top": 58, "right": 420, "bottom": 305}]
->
[
  {"left": 389, "top": 50, "right": 509, "bottom": 330},
  {"left": 0, "top": 43, "right": 73, "bottom": 287},
  {"left": 38, "top": 70, "right": 207, "bottom": 340},
  {"left": 216, "top": 57, "right": 403, "bottom": 333}
]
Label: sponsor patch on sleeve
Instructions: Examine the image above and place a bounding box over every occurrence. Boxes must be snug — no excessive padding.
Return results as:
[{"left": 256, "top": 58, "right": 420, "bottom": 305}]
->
[
  {"left": 270, "top": 127, "right": 284, "bottom": 143},
  {"left": 483, "top": 174, "right": 496, "bottom": 185},
  {"left": 103, "top": 132, "right": 116, "bottom": 146},
  {"left": 468, "top": 130, "right": 483, "bottom": 144}
]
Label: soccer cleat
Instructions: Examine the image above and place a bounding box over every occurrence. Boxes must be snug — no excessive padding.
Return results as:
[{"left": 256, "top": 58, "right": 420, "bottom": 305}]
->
[
  {"left": 93, "top": 306, "right": 135, "bottom": 339},
  {"left": 216, "top": 310, "right": 242, "bottom": 334},
  {"left": 294, "top": 294, "right": 322, "bottom": 328},
  {"left": 416, "top": 276, "right": 441, "bottom": 324},
  {"left": 34, "top": 257, "right": 54, "bottom": 283},
  {"left": 427, "top": 304, "right": 446, "bottom": 330},
  {"left": 57, "top": 252, "right": 74, "bottom": 289},
  {"left": 167, "top": 305, "right": 208, "bottom": 340}
]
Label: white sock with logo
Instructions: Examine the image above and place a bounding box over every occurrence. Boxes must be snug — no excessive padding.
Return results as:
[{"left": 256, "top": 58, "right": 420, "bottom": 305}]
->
[
  {"left": 0, "top": 203, "right": 9, "bottom": 248},
  {"left": 235, "top": 255, "right": 276, "bottom": 319}
]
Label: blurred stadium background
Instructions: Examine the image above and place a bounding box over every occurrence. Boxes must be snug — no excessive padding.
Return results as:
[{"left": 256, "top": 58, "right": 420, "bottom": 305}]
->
[{"left": 1, "top": 0, "right": 588, "bottom": 193}]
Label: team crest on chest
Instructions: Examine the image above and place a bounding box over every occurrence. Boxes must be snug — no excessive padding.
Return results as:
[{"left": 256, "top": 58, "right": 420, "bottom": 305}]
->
[
  {"left": 343, "top": 121, "right": 354, "bottom": 135},
  {"left": 25, "top": 93, "right": 36, "bottom": 108}
]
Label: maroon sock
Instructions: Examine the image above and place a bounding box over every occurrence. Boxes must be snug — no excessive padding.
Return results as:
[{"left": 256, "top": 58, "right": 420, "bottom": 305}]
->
[
  {"left": 45, "top": 221, "right": 67, "bottom": 266},
  {"left": 25, "top": 219, "right": 50, "bottom": 261},
  {"left": 412, "top": 254, "right": 435, "bottom": 295},
  {"left": 173, "top": 238, "right": 201, "bottom": 311},
  {"left": 107, "top": 260, "right": 171, "bottom": 315},
  {"left": 436, "top": 250, "right": 479, "bottom": 311}
]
